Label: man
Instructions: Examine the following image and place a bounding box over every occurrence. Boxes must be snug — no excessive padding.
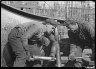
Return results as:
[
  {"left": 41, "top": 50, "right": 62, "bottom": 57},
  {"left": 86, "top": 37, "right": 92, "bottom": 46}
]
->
[
  {"left": 59, "top": 25, "right": 70, "bottom": 56},
  {"left": 22, "top": 18, "right": 58, "bottom": 67},
  {"left": 7, "top": 22, "right": 46, "bottom": 67},
  {"left": 50, "top": 23, "right": 70, "bottom": 57},
  {"left": 42, "top": 19, "right": 58, "bottom": 56},
  {"left": 65, "top": 19, "right": 95, "bottom": 67},
  {"left": 8, "top": 18, "right": 58, "bottom": 67},
  {"left": 8, "top": 25, "right": 28, "bottom": 67}
]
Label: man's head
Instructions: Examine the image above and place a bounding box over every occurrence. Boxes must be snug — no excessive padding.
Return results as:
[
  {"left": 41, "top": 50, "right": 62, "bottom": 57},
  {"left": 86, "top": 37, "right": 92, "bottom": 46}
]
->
[
  {"left": 42, "top": 23, "right": 54, "bottom": 34},
  {"left": 42, "top": 18, "right": 58, "bottom": 33},
  {"left": 46, "top": 23, "right": 55, "bottom": 34},
  {"left": 69, "top": 23, "right": 78, "bottom": 31},
  {"left": 65, "top": 20, "right": 78, "bottom": 31}
]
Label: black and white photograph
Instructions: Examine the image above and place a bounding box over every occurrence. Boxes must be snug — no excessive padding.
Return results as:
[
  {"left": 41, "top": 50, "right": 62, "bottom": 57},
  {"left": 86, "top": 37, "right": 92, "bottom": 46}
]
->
[{"left": 1, "top": 1, "right": 95, "bottom": 68}]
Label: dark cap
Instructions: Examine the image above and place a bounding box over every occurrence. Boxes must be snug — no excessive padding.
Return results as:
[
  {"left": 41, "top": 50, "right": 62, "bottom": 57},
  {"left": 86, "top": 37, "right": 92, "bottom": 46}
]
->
[
  {"left": 45, "top": 18, "right": 58, "bottom": 26},
  {"left": 65, "top": 19, "right": 77, "bottom": 26}
]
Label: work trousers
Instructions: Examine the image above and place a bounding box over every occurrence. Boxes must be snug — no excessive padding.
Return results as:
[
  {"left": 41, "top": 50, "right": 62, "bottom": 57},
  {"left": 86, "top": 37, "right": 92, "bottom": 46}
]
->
[
  {"left": 8, "top": 38, "right": 27, "bottom": 67},
  {"left": 8, "top": 27, "right": 27, "bottom": 67}
]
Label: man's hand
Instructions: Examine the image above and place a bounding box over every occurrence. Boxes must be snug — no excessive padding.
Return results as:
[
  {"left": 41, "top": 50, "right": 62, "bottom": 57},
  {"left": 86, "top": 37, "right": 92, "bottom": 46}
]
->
[
  {"left": 50, "top": 54, "right": 55, "bottom": 61},
  {"left": 26, "top": 51, "right": 33, "bottom": 61},
  {"left": 69, "top": 52, "right": 75, "bottom": 61}
]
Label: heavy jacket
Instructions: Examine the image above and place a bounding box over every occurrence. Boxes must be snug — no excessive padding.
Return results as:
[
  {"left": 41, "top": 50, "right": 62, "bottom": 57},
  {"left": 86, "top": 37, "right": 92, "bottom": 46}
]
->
[{"left": 68, "top": 21, "right": 95, "bottom": 49}]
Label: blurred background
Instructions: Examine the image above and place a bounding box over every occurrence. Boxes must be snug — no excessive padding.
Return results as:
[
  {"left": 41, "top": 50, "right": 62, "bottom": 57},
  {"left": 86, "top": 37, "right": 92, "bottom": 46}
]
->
[{"left": 2, "top": 1, "right": 95, "bottom": 24}]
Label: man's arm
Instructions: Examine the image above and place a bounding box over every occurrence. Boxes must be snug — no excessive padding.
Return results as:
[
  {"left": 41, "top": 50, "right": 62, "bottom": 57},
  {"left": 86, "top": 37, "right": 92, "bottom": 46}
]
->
[
  {"left": 84, "top": 23, "right": 95, "bottom": 39},
  {"left": 49, "top": 33, "right": 58, "bottom": 57},
  {"left": 21, "top": 24, "right": 39, "bottom": 51},
  {"left": 49, "top": 34, "right": 56, "bottom": 42},
  {"left": 50, "top": 43, "right": 57, "bottom": 57},
  {"left": 83, "top": 23, "right": 95, "bottom": 60},
  {"left": 40, "top": 36, "right": 50, "bottom": 47}
]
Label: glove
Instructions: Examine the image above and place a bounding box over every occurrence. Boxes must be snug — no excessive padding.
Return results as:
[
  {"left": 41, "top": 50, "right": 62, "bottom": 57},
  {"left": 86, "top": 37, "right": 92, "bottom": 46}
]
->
[{"left": 69, "top": 52, "right": 75, "bottom": 61}]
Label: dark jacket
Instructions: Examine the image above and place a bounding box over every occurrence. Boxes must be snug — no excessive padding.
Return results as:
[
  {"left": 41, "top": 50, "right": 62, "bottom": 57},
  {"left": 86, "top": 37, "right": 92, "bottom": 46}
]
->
[{"left": 69, "top": 22, "right": 95, "bottom": 49}]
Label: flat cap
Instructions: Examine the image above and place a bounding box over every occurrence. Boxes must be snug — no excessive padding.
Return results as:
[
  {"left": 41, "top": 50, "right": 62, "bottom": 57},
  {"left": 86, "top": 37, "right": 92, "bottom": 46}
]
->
[
  {"left": 65, "top": 19, "right": 77, "bottom": 26},
  {"left": 45, "top": 18, "right": 58, "bottom": 26}
]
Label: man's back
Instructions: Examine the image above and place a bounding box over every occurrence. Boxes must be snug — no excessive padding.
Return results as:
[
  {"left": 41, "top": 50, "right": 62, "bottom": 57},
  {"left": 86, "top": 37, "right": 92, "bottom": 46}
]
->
[
  {"left": 69, "top": 21, "right": 94, "bottom": 48},
  {"left": 14, "top": 22, "right": 46, "bottom": 37}
]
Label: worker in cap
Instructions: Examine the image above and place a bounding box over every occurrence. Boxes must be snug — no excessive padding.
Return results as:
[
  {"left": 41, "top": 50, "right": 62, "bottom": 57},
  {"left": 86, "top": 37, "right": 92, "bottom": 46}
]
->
[
  {"left": 7, "top": 22, "right": 51, "bottom": 67},
  {"left": 65, "top": 19, "right": 95, "bottom": 67}
]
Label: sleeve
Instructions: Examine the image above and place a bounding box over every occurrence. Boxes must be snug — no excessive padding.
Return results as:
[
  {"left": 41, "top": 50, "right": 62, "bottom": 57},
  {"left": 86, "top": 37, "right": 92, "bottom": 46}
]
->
[
  {"left": 85, "top": 23, "right": 95, "bottom": 39},
  {"left": 50, "top": 41, "right": 58, "bottom": 57},
  {"left": 49, "top": 34, "right": 56, "bottom": 42},
  {"left": 49, "top": 34, "right": 58, "bottom": 57},
  {"left": 40, "top": 36, "right": 50, "bottom": 47},
  {"left": 50, "top": 44, "right": 57, "bottom": 57},
  {"left": 21, "top": 25, "right": 39, "bottom": 51}
]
